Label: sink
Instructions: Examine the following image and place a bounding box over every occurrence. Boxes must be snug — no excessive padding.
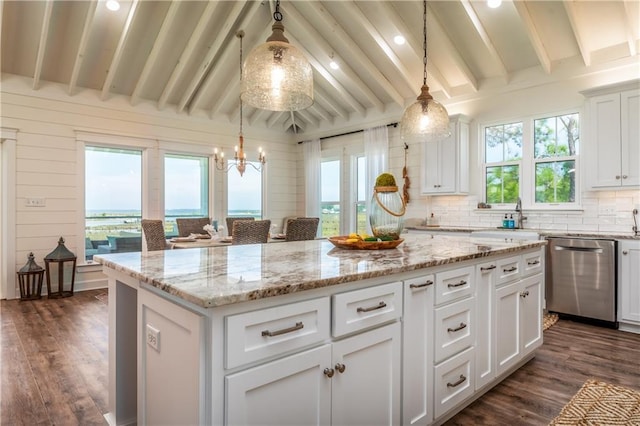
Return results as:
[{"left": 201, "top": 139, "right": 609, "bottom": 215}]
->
[{"left": 470, "top": 229, "right": 540, "bottom": 240}]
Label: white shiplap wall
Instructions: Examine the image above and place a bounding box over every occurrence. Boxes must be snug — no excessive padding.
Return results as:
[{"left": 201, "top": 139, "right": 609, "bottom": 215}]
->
[{"left": 1, "top": 88, "right": 300, "bottom": 298}]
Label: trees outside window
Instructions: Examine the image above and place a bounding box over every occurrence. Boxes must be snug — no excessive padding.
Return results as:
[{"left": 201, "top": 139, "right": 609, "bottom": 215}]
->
[{"left": 483, "top": 112, "right": 580, "bottom": 208}]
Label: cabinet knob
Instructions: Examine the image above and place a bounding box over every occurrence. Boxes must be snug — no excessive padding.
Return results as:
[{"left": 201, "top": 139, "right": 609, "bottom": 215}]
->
[
  {"left": 335, "top": 363, "right": 346, "bottom": 374},
  {"left": 323, "top": 368, "right": 335, "bottom": 378},
  {"left": 623, "top": 175, "right": 628, "bottom": 179},
  {"left": 623, "top": 250, "right": 628, "bottom": 255},
  {"left": 520, "top": 290, "right": 530, "bottom": 298},
  {"left": 616, "top": 175, "right": 621, "bottom": 180}
]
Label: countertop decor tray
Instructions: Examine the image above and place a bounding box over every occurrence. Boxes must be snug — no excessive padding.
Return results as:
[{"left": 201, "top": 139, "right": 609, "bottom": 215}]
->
[{"left": 328, "top": 236, "right": 404, "bottom": 250}]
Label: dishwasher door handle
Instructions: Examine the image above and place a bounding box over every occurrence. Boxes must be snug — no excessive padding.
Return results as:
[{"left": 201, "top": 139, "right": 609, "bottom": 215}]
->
[{"left": 554, "top": 246, "right": 603, "bottom": 254}]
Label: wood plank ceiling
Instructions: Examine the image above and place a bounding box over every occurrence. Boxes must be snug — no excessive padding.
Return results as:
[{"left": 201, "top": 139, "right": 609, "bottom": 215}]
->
[{"left": 2, "top": 1, "right": 639, "bottom": 137}]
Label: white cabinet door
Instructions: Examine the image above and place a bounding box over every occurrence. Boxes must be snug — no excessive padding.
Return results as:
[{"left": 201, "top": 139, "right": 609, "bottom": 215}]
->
[
  {"left": 226, "top": 345, "right": 332, "bottom": 426},
  {"left": 587, "top": 88, "right": 640, "bottom": 189},
  {"left": 520, "top": 274, "right": 543, "bottom": 356},
  {"left": 619, "top": 240, "right": 640, "bottom": 324},
  {"left": 475, "top": 261, "right": 496, "bottom": 390},
  {"left": 621, "top": 89, "right": 640, "bottom": 186},
  {"left": 332, "top": 322, "right": 401, "bottom": 426},
  {"left": 495, "top": 280, "right": 521, "bottom": 376},
  {"left": 402, "top": 275, "right": 434, "bottom": 425},
  {"left": 495, "top": 273, "right": 543, "bottom": 376},
  {"left": 421, "top": 115, "right": 469, "bottom": 195}
]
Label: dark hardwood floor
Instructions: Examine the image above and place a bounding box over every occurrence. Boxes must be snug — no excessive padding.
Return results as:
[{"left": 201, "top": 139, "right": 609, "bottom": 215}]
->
[{"left": 2, "top": 289, "right": 639, "bottom": 425}]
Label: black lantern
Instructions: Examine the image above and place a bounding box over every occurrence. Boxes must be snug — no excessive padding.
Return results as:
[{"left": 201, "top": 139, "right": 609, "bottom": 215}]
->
[
  {"left": 44, "top": 237, "right": 77, "bottom": 298},
  {"left": 16, "top": 252, "right": 45, "bottom": 301}
]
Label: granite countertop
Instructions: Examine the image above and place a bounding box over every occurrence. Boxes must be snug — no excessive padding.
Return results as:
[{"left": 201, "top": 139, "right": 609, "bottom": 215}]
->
[
  {"left": 95, "top": 234, "right": 545, "bottom": 309},
  {"left": 406, "top": 225, "right": 640, "bottom": 240}
]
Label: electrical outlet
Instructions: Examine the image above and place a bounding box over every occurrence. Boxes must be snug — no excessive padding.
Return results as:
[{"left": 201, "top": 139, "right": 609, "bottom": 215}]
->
[
  {"left": 146, "top": 324, "right": 160, "bottom": 351},
  {"left": 25, "top": 197, "right": 46, "bottom": 207}
]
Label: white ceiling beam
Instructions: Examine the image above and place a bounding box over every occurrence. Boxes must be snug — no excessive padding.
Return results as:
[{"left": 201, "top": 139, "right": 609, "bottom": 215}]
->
[
  {"left": 459, "top": 0, "right": 509, "bottom": 79},
  {"left": 303, "top": 2, "right": 405, "bottom": 107},
  {"left": 209, "top": 22, "right": 272, "bottom": 118},
  {"left": 622, "top": 1, "right": 638, "bottom": 56},
  {"left": 130, "top": 1, "right": 181, "bottom": 106},
  {"left": 314, "top": 85, "right": 348, "bottom": 120},
  {"left": 158, "top": 2, "right": 217, "bottom": 110},
  {"left": 562, "top": 1, "right": 590, "bottom": 67},
  {"left": 296, "top": 108, "right": 320, "bottom": 129},
  {"left": 307, "top": 102, "right": 333, "bottom": 124},
  {"left": 513, "top": 1, "right": 552, "bottom": 74},
  {"left": 202, "top": 2, "right": 266, "bottom": 117},
  {"left": 69, "top": 0, "right": 98, "bottom": 96},
  {"left": 32, "top": 0, "right": 53, "bottom": 90},
  {"left": 248, "top": 108, "right": 270, "bottom": 127},
  {"left": 267, "top": 112, "right": 287, "bottom": 129},
  {"left": 341, "top": 1, "right": 416, "bottom": 93},
  {"left": 391, "top": 1, "right": 451, "bottom": 99},
  {"left": 101, "top": 0, "right": 139, "bottom": 100},
  {"left": 281, "top": 3, "right": 385, "bottom": 112},
  {"left": 425, "top": 3, "right": 478, "bottom": 91},
  {"left": 286, "top": 32, "right": 366, "bottom": 116},
  {"left": 178, "top": 1, "right": 247, "bottom": 113}
]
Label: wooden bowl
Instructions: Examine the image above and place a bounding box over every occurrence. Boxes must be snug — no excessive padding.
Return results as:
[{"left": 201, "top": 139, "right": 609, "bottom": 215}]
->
[{"left": 327, "top": 236, "right": 404, "bottom": 250}]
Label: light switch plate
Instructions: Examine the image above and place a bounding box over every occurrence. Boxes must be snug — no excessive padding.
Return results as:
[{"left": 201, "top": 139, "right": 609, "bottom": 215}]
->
[{"left": 25, "top": 197, "right": 46, "bottom": 207}]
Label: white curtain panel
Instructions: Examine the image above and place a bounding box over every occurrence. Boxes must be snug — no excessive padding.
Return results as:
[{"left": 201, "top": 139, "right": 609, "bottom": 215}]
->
[
  {"left": 364, "top": 125, "right": 389, "bottom": 234},
  {"left": 303, "top": 139, "right": 321, "bottom": 225}
]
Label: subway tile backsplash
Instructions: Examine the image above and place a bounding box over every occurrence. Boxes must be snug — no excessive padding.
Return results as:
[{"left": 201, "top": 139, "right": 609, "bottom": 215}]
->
[{"left": 418, "top": 190, "right": 639, "bottom": 235}]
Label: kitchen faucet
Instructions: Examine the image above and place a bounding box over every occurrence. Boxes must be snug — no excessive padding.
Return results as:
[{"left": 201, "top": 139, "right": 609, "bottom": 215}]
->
[{"left": 515, "top": 197, "right": 527, "bottom": 229}]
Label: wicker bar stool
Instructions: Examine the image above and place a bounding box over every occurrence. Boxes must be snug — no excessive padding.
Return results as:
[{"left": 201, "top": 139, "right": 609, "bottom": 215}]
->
[
  {"left": 141, "top": 219, "right": 168, "bottom": 251},
  {"left": 232, "top": 220, "right": 271, "bottom": 245},
  {"left": 285, "top": 217, "right": 319, "bottom": 241},
  {"left": 226, "top": 216, "right": 255, "bottom": 237},
  {"left": 176, "top": 217, "right": 211, "bottom": 236}
]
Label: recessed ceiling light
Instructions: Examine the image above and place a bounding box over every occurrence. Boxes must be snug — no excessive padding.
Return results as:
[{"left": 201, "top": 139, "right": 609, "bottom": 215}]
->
[
  {"left": 106, "top": 0, "right": 120, "bottom": 11},
  {"left": 487, "top": 0, "right": 502, "bottom": 8},
  {"left": 394, "top": 35, "right": 406, "bottom": 45},
  {"left": 329, "top": 61, "right": 339, "bottom": 70}
]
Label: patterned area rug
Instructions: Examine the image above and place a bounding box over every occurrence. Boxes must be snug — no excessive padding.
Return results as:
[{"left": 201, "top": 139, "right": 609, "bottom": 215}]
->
[
  {"left": 544, "top": 313, "right": 559, "bottom": 331},
  {"left": 549, "top": 379, "right": 640, "bottom": 425}
]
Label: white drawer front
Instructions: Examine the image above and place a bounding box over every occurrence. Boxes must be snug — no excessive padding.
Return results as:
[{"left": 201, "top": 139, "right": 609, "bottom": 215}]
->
[
  {"left": 435, "top": 266, "right": 474, "bottom": 305},
  {"left": 226, "top": 297, "right": 330, "bottom": 369},
  {"left": 522, "top": 250, "right": 543, "bottom": 277},
  {"left": 496, "top": 255, "right": 521, "bottom": 285},
  {"left": 434, "top": 346, "right": 474, "bottom": 419},
  {"left": 434, "top": 297, "right": 474, "bottom": 364},
  {"left": 332, "top": 281, "right": 403, "bottom": 337}
]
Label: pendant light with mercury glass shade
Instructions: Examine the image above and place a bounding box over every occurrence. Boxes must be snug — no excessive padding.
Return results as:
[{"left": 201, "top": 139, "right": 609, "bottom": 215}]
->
[
  {"left": 241, "top": 0, "right": 313, "bottom": 112},
  {"left": 400, "top": 0, "right": 450, "bottom": 143}
]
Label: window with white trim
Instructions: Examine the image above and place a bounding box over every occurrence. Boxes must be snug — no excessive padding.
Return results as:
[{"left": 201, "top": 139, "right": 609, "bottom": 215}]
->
[
  {"left": 483, "top": 111, "right": 580, "bottom": 208},
  {"left": 227, "top": 162, "right": 263, "bottom": 219}
]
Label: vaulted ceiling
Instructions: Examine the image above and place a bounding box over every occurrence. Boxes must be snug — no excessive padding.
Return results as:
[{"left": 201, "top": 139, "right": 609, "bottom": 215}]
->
[{"left": 2, "top": 1, "right": 639, "bottom": 137}]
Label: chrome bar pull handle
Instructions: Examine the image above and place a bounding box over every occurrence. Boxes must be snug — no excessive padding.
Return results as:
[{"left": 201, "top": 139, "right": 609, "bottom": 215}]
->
[
  {"left": 447, "top": 322, "right": 467, "bottom": 333},
  {"left": 410, "top": 280, "right": 434, "bottom": 289},
  {"left": 480, "top": 265, "right": 496, "bottom": 271},
  {"left": 323, "top": 368, "right": 335, "bottom": 378},
  {"left": 503, "top": 266, "right": 518, "bottom": 273},
  {"left": 447, "top": 280, "right": 467, "bottom": 288},
  {"left": 447, "top": 374, "right": 467, "bottom": 388},
  {"left": 261, "top": 321, "right": 304, "bottom": 337},
  {"left": 335, "top": 363, "right": 346, "bottom": 374},
  {"left": 357, "top": 301, "right": 386, "bottom": 313}
]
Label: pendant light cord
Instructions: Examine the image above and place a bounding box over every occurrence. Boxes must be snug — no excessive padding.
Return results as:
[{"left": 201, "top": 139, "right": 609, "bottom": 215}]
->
[
  {"left": 423, "top": 0, "right": 427, "bottom": 86},
  {"left": 238, "top": 31, "right": 244, "bottom": 135},
  {"left": 274, "top": 0, "right": 282, "bottom": 22}
]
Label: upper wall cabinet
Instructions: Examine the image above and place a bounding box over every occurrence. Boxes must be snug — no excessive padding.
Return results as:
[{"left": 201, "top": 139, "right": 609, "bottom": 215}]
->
[
  {"left": 583, "top": 82, "right": 640, "bottom": 190},
  {"left": 421, "top": 115, "right": 470, "bottom": 195}
]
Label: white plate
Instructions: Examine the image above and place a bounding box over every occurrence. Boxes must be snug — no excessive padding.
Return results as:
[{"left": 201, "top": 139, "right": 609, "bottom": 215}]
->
[{"left": 170, "top": 237, "right": 197, "bottom": 243}]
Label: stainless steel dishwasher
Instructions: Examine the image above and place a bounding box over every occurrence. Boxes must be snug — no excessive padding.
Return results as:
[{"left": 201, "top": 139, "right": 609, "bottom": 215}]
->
[{"left": 546, "top": 237, "right": 617, "bottom": 326}]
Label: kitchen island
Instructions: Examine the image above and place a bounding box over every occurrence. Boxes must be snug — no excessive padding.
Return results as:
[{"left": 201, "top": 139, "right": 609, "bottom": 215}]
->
[{"left": 96, "top": 233, "right": 547, "bottom": 426}]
